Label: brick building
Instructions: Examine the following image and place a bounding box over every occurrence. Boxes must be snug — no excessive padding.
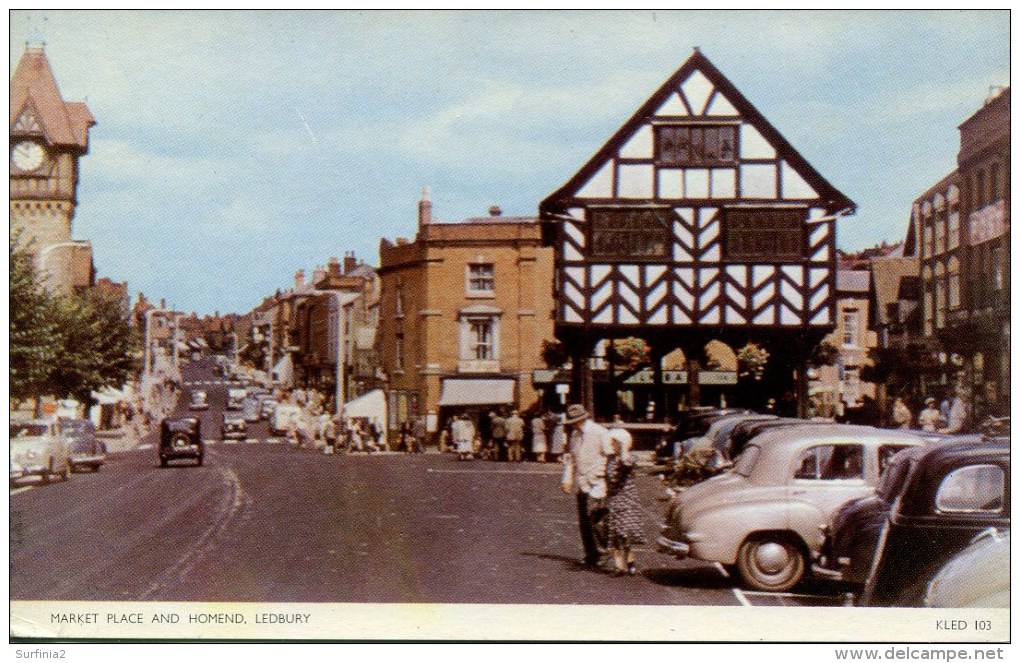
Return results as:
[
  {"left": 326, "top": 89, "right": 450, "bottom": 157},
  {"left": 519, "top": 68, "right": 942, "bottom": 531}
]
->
[{"left": 377, "top": 191, "right": 555, "bottom": 437}]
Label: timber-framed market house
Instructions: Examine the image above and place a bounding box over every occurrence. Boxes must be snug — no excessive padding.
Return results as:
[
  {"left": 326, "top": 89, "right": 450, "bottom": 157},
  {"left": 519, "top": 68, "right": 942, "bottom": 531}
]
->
[{"left": 539, "top": 49, "right": 856, "bottom": 418}]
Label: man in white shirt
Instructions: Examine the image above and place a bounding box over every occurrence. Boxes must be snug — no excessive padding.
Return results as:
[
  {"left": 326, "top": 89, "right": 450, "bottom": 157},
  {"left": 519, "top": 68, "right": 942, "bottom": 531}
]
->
[{"left": 560, "top": 403, "right": 614, "bottom": 569}]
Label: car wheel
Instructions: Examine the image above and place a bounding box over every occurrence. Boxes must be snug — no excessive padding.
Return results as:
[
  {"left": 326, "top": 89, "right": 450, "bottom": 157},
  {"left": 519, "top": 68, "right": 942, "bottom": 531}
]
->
[
  {"left": 60, "top": 461, "right": 71, "bottom": 481},
  {"left": 736, "top": 535, "right": 806, "bottom": 592}
]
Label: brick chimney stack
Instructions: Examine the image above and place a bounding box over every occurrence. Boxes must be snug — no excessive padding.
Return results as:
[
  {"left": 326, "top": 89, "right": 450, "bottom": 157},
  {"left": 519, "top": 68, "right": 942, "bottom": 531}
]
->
[
  {"left": 343, "top": 251, "right": 357, "bottom": 274},
  {"left": 488, "top": 205, "right": 502, "bottom": 217},
  {"left": 328, "top": 256, "right": 342, "bottom": 279},
  {"left": 295, "top": 269, "right": 305, "bottom": 289},
  {"left": 418, "top": 187, "right": 432, "bottom": 228}
]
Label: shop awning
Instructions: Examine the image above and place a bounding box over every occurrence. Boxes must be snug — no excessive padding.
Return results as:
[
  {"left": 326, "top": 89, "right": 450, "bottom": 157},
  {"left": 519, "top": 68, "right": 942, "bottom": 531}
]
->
[{"left": 438, "top": 378, "right": 515, "bottom": 407}]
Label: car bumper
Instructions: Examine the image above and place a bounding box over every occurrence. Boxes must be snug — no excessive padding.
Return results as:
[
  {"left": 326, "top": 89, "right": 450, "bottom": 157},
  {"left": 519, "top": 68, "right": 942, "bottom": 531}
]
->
[
  {"left": 656, "top": 535, "right": 691, "bottom": 559},
  {"left": 162, "top": 444, "right": 201, "bottom": 458},
  {"left": 70, "top": 453, "right": 105, "bottom": 465},
  {"left": 10, "top": 462, "right": 47, "bottom": 478}
]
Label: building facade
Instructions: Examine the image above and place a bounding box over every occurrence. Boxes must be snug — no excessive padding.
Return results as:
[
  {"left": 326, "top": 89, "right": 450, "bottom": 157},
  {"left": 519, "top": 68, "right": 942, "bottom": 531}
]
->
[
  {"left": 909, "top": 87, "right": 1010, "bottom": 420},
  {"left": 10, "top": 46, "right": 96, "bottom": 295},
  {"left": 539, "top": 49, "right": 855, "bottom": 417},
  {"left": 377, "top": 193, "right": 555, "bottom": 436}
]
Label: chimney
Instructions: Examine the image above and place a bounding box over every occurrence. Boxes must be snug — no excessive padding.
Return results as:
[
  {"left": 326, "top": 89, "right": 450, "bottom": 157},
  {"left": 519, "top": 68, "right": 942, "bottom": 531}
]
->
[
  {"left": 295, "top": 269, "right": 305, "bottom": 289},
  {"left": 160, "top": 298, "right": 166, "bottom": 310},
  {"left": 343, "top": 251, "right": 357, "bottom": 274},
  {"left": 328, "top": 256, "right": 341, "bottom": 279},
  {"left": 418, "top": 187, "right": 432, "bottom": 227},
  {"left": 488, "top": 205, "right": 502, "bottom": 217}
]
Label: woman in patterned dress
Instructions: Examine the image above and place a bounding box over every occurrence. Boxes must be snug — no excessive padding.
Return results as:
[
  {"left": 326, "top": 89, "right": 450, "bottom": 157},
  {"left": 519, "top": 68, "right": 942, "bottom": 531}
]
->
[{"left": 605, "top": 427, "right": 645, "bottom": 576}]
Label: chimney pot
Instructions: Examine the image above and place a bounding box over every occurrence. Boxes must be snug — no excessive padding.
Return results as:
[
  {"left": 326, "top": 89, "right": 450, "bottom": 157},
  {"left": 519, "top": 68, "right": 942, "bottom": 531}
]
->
[
  {"left": 344, "top": 252, "right": 357, "bottom": 274},
  {"left": 295, "top": 269, "right": 305, "bottom": 289},
  {"left": 418, "top": 188, "right": 432, "bottom": 227},
  {"left": 489, "top": 205, "right": 502, "bottom": 217}
]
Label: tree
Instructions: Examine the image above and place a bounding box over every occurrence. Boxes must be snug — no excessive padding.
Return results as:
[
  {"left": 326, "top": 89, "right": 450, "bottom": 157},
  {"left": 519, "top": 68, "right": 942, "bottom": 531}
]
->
[
  {"left": 540, "top": 339, "right": 569, "bottom": 368},
  {"left": 46, "top": 289, "right": 139, "bottom": 406},
  {"left": 808, "top": 340, "right": 840, "bottom": 368},
  {"left": 609, "top": 337, "right": 650, "bottom": 370},
  {"left": 10, "top": 234, "right": 63, "bottom": 407}
]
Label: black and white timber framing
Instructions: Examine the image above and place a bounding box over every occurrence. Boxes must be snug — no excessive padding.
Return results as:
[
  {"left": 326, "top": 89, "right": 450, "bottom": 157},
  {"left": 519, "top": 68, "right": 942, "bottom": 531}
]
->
[{"left": 539, "top": 49, "right": 856, "bottom": 414}]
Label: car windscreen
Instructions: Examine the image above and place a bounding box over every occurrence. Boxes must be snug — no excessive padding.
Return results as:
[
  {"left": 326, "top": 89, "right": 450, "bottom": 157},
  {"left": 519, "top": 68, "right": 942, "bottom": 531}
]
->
[{"left": 11, "top": 423, "right": 48, "bottom": 437}]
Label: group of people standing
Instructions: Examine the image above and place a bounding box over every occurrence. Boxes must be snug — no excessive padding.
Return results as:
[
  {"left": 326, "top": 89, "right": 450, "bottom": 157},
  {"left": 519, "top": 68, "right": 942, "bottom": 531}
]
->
[
  {"left": 890, "top": 393, "right": 969, "bottom": 433},
  {"left": 443, "top": 408, "right": 569, "bottom": 462}
]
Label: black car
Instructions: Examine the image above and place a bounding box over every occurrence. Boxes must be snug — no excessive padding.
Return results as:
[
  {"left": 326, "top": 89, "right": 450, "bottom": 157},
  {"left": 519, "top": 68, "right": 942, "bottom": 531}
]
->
[
  {"left": 159, "top": 416, "right": 203, "bottom": 467},
  {"left": 858, "top": 436, "right": 1009, "bottom": 606},
  {"left": 58, "top": 417, "right": 106, "bottom": 472}
]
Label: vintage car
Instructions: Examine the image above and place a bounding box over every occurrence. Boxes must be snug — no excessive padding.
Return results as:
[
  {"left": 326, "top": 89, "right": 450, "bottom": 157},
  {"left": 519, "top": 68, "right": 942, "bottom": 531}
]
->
[
  {"left": 656, "top": 425, "right": 927, "bottom": 591},
  {"left": 189, "top": 389, "right": 210, "bottom": 410},
  {"left": 242, "top": 396, "right": 262, "bottom": 423},
  {"left": 159, "top": 416, "right": 203, "bottom": 467},
  {"left": 271, "top": 404, "right": 303, "bottom": 436},
  {"left": 858, "top": 437, "right": 1009, "bottom": 606},
  {"left": 11, "top": 419, "right": 73, "bottom": 484},
  {"left": 221, "top": 413, "right": 248, "bottom": 440},
  {"left": 227, "top": 388, "right": 247, "bottom": 411},
  {"left": 924, "top": 528, "right": 1009, "bottom": 609},
  {"left": 58, "top": 417, "right": 106, "bottom": 472}
]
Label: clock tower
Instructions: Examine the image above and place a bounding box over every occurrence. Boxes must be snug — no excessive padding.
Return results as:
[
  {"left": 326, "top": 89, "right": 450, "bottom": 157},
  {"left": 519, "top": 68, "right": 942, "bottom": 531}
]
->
[{"left": 10, "top": 46, "right": 95, "bottom": 294}]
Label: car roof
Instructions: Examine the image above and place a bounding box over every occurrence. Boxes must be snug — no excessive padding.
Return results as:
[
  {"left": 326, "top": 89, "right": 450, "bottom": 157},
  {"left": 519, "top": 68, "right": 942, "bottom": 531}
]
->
[
  {"left": 898, "top": 437, "right": 1011, "bottom": 505},
  {"left": 748, "top": 424, "right": 931, "bottom": 449}
]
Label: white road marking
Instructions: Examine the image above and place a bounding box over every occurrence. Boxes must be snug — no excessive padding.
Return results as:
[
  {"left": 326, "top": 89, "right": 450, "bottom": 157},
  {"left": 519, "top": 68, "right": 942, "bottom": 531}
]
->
[
  {"left": 223, "top": 439, "right": 238, "bottom": 445},
  {"left": 425, "top": 468, "right": 562, "bottom": 475},
  {"left": 203, "top": 439, "right": 217, "bottom": 445},
  {"left": 714, "top": 562, "right": 731, "bottom": 578},
  {"left": 732, "top": 588, "right": 752, "bottom": 607},
  {"left": 137, "top": 443, "right": 154, "bottom": 450},
  {"left": 10, "top": 486, "right": 34, "bottom": 496}
]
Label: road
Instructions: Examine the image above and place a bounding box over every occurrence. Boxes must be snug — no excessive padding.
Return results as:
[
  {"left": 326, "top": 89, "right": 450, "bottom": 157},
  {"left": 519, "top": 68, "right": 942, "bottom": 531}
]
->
[{"left": 10, "top": 359, "right": 846, "bottom": 607}]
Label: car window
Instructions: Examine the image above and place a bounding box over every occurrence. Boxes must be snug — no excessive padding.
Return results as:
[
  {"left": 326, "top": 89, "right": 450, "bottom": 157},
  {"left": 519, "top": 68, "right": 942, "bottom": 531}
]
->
[
  {"left": 935, "top": 464, "right": 1005, "bottom": 513},
  {"left": 794, "top": 444, "right": 864, "bottom": 481},
  {"left": 877, "top": 444, "right": 912, "bottom": 474}
]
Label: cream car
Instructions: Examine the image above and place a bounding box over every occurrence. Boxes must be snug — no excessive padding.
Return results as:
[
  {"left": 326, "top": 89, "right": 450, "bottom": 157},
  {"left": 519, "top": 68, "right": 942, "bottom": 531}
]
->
[
  {"left": 656, "top": 424, "right": 927, "bottom": 591},
  {"left": 10, "top": 419, "right": 72, "bottom": 485}
]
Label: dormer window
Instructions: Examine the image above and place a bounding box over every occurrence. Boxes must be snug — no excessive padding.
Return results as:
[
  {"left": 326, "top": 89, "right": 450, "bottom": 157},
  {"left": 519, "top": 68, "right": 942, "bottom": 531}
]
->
[{"left": 655, "top": 124, "right": 737, "bottom": 167}]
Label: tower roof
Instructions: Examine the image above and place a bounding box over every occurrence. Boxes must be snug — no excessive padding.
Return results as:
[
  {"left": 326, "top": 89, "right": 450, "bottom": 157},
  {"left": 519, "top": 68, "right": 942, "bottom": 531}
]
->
[{"left": 10, "top": 46, "right": 94, "bottom": 149}]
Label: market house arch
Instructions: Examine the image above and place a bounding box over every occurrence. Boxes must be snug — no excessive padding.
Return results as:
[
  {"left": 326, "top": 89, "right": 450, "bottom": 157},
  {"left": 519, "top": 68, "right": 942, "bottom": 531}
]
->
[{"left": 538, "top": 49, "right": 856, "bottom": 417}]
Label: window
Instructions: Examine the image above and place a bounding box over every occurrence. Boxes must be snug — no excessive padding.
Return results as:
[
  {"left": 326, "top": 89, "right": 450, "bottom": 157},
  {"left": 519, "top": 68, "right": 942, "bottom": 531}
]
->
[
  {"left": 989, "top": 162, "right": 1000, "bottom": 203},
  {"left": 935, "top": 277, "right": 946, "bottom": 329},
  {"left": 395, "top": 286, "right": 404, "bottom": 317},
  {"left": 923, "top": 220, "right": 934, "bottom": 258},
  {"left": 467, "top": 318, "right": 495, "bottom": 360},
  {"left": 656, "top": 124, "right": 737, "bottom": 167},
  {"left": 467, "top": 263, "right": 495, "bottom": 295},
  {"left": 842, "top": 309, "right": 860, "bottom": 346},
  {"left": 948, "top": 210, "right": 960, "bottom": 249},
  {"left": 394, "top": 335, "right": 404, "bottom": 371},
  {"left": 590, "top": 208, "right": 672, "bottom": 260},
  {"left": 794, "top": 445, "right": 864, "bottom": 481},
  {"left": 974, "top": 171, "right": 986, "bottom": 209},
  {"left": 935, "top": 213, "right": 946, "bottom": 254},
  {"left": 935, "top": 464, "right": 1005, "bottom": 513},
  {"left": 724, "top": 208, "right": 804, "bottom": 261},
  {"left": 948, "top": 257, "right": 960, "bottom": 309},
  {"left": 992, "top": 247, "right": 1004, "bottom": 291}
]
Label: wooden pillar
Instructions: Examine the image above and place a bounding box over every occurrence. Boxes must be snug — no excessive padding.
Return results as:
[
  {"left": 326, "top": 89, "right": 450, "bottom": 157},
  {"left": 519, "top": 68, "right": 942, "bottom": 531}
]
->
[
  {"left": 650, "top": 342, "right": 664, "bottom": 422},
  {"left": 686, "top": 344, "right": 701, "bottom": 409}
]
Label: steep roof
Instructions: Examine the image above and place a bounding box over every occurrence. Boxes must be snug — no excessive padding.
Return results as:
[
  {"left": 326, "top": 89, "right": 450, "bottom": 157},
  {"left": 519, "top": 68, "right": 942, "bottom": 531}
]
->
[
  {"left": 541, "top": 49, "right": 855, "bottom": 214},
  {"left": 869, "top": 256, "right": 920, "bottom": 325},
  {"left": 10, "top": 47, "right": 94, "bottom": 149}
]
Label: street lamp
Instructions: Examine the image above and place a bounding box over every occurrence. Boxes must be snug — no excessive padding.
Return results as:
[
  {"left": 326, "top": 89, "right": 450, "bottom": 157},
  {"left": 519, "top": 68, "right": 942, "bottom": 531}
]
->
[{"left": 308, "top": 289, "right": 359, "bottom": 416}]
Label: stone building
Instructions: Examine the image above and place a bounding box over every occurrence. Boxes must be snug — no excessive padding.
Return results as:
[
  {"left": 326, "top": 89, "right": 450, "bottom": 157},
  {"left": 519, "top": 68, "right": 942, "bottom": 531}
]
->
[
  {"left": 10, "top": 46, "right": 96, "bottom": 295},
  {"left": 377, "top": 191, "right": 555, "bottom": 437}
]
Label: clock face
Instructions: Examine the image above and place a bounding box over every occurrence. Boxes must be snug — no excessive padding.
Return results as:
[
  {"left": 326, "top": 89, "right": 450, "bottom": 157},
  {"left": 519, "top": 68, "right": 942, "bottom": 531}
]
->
[{"left": 11, "top": 140, "right": 46, "bottom": 171}]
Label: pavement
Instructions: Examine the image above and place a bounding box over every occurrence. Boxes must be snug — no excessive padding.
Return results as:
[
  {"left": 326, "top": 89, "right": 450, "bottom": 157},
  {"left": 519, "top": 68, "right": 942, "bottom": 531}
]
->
[{"left": 95, "top": 425, "right": 146, "bottom": 453}]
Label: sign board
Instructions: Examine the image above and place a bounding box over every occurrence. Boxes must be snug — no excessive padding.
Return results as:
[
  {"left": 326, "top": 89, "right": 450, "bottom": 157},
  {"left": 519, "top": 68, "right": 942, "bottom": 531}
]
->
[
  {"left": 555, "top": 384, "right": 570, "bottom": 395},
  {"left": 969, "top": 200, "right": 1007, "bottom": 245},
  {"left": 622, "top": 369, "right": 737, "bottom": 385}
]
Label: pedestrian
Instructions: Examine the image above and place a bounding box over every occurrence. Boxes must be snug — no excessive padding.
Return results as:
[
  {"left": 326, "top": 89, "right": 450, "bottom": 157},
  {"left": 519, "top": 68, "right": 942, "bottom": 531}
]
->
[
  {"left": 452, "top": 413, "right": 476, "bottom": 461},
  {"left": 531, "top": 411, "right": 548, "bottom": 463},
  {"left": 505, "top": 410, "right": 525, "bottom": 462},
  {"left": 943, "top": 391, "right": 969, "bottom": 434},
  {"left": 560, "top": 403, "right": 613, "bottom": 570},
  {"left": 411, "top": 415, "right": 427, "bottom": 453},
  {"left": 891, "top": 397, "right": 913, "bottom": 429},
  {"left": 605, "top": 427, "right": 645, "bottom": 576},
  {"left": 918, "top": 397, "right": 941, "bottom": 432},
  {"left": 548, "top": 411, "right": 566, "bottom": 462},
  {"left": 439, "top": 427, "right": 452, "bottom": 453},
  {"left": 490, "top": 410, "right": 507, "bottom": 461}
]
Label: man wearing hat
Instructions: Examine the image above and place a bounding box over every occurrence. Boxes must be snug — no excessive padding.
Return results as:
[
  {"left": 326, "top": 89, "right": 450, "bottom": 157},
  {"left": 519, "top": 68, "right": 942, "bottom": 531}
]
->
[
  {"left": 560, "top": 403, "right": 614, "bottom": 569},
  {"left": 918, "top": 397, "right": 941, "bottom": 432}
]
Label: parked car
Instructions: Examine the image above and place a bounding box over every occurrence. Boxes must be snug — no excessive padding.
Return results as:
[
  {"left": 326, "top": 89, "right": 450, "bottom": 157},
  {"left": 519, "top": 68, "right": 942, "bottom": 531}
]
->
[
  {"left": 242, "top": 397, "right": 262, "bottom": 423},
  {"left": 924, "top": 528, "right": 1009, "bottom": 609},
  {"left": 58, "top": 418, "right": 106, "bottom": 472},
  {"left": 260, "top": 398, "right": 279, "bottom": 421},
  {"left": 656, "top": 425, "right": 928, "bottom": 591},
  {"left": 189, "top": 390, "right": 209, "bottom": 410},
  {"left": 159, "top": 416, "right": 203, "bottom": 467},
  {"left": 227, "top": 388, "right": 247, "bottom": 411},
  {"left": 271, "top": 404, "right": 303, "bottom": 436},
  {"left": 222, "top": 413, "right": 248, "bottom": 440},
  {"left": 858, "top": 436, "right": 1009, "bottom": 606},
  {"left": 10, "top": 419, "right": 72, "bottom": 484}
]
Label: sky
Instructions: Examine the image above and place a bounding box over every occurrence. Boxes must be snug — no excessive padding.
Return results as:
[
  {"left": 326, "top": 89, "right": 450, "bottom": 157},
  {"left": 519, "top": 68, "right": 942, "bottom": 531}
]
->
[{"left": 9, "top": 9, "right": 1010, "bottom": 316}]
